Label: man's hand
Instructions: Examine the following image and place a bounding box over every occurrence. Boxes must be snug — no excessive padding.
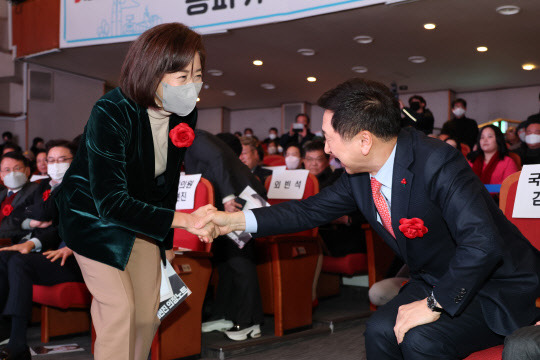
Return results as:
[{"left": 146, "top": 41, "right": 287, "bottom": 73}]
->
[
  {"left": 223, "top": 199, "right": 243, "bottom": 213},
  {"left": 29, "top": 220, "right": 53, "bottom": 228},
  {"left": 0, "top": 241, "right": 35, "bottom": 254},
  {"left": 394, "top": 298, "right": 441, "bottom": 344},
  {"left": 197, "top": 211, "right": 246, "bottom": 236},
  {"left": 176, "top": 204, "right": 220, "bottom": 243},
  {"left": 43, "top": 247, "right": 73, "bottom": 266}
]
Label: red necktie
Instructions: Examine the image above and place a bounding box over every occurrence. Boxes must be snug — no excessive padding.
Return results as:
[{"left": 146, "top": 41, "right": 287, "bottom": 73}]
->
[{"left": 371, "top": 177, "right": 395, "bottom": 238}]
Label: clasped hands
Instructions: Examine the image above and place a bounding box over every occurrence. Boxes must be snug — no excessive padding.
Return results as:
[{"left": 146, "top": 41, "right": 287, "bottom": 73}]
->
[{"left": 181, "top": 204, "right": 246, "bottom": 243}]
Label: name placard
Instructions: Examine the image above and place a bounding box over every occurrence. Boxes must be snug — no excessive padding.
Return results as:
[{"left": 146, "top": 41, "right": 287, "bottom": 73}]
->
[
  {"left": 512, "top": 165, "right": 540, "bottom": 218},
  {"left": 175, "top": 173, "right": 202, "bottom": 210},
  {"left": 267, "top": 169, "right": 309, "bottom": 200}
]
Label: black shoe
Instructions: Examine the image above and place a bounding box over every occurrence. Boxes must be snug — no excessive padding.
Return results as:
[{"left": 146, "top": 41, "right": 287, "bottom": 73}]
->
[{"left": 0, "top": 346, "right": 31, "bottom": 360}]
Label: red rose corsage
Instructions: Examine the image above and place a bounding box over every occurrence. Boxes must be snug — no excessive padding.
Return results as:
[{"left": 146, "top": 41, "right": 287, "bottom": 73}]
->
[
  {"left": 401, "top": 178, "right": 407, "bottom": 185},
  {"left": 169, "top": 123, "right": 195, "bottom": 148},
  {"left": 42, "top": 189, "right": 51, "bottom": 201},
  {"left": 2, "top": 204, "right": 13, "bottom": 217},
  {"left": 399, "top": 218, "right": 428, "bottom": 239}
]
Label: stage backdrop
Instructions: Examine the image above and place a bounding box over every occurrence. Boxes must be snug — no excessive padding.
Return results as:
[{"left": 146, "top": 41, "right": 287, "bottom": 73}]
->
[{"left": 60, "top": 0, "right": 403, "bottom": 48}]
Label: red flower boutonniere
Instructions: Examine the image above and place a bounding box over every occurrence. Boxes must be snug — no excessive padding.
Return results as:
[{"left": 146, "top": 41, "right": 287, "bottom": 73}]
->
[
  {"left": 2, "top": 204, "right": 13, "bottom": 217},
  {"left": 401, "top": 178, "right": 407, "bottom": 186},
  {"left": 169, "top": 123, "right": 195, "bottom": 148},
  {"left": 399, "top": 218, "right": 428, "bottom": 239},
  {"left": 42, "top": 189, "right": 51, "bottom": 201}
]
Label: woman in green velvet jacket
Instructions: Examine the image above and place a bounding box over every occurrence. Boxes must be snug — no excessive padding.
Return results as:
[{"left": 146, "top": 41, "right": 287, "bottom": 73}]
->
[{"left": 56, "top": 23, "right": 217, "bottom": 360}]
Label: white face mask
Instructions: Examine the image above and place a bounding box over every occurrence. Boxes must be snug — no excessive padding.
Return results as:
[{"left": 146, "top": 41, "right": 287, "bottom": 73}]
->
[
  {"left": 525, "top": 134, "right": 540, "bottom": 146},
  {"left": 158, "top": 82, "right": 203, "bottom": 117},
  {"left": 518, "top": 131, "right": 527, "bottom": 142},
  {"left": 3, "top": 171, "right": 27, "bottom": 190},
  {"left": 268, "top": 133, "right": 277, "bottom": 140},
  {"left": 452, "top": 108, "right": 466, "bottom": 118},
  {"left": 267, "top": 147, "right": 277, "bottom": 155},
  {"left": 285, "top": 156, "right": 301, "bottom": 169},
  {"left": 47, "top": 162, "right": 70, "bottom": 182}
]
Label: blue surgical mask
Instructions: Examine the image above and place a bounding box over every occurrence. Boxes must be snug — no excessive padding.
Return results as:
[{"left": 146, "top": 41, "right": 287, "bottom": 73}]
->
[{"left": 157, "top": 82, "right": 203, "bottom": 117}]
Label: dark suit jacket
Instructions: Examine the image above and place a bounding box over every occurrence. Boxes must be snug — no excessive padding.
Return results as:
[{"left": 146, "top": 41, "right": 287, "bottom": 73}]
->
[
  {"left": 252, "top": 128, "right": 540, "bottom": 336},
  {"left": 0, "top": 181, "right": 39, "bottom": 242},
  {"left": 184, "top": 130, "right": 267, "bottom": 208},
  {"left": 252, "top": 165, "right": 272, "bottom": 185},
  {"left": 56, "top": 87, "right": 196, "bottom": 270}
]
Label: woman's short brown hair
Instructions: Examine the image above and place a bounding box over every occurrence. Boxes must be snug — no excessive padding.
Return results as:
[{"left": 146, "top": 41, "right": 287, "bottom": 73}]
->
[{"left": 120, "top": 23, "right": 206, "bottom": 108}]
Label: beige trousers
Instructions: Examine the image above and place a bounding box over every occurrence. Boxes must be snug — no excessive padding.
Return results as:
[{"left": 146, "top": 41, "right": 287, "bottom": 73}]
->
[{"left": 74, "top": 237, "right": 161, "bottom": 360}]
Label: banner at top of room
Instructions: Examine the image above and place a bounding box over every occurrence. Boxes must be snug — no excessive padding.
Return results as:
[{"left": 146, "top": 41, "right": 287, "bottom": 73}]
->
[{"left": 60, "top": 0, "right": 401, "bottom": 48}]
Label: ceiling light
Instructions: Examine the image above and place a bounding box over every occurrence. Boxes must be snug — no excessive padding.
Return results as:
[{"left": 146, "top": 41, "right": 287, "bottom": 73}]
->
[
  {"left": 196, "top": 97, "right": 200, "bottom": 102},
  {"left": 222, "top": 90, "right": 236, "bottom": 96},
  {"left": 522, "top": 64, "right": 536, "bottom": 71},
  {"left": 261, "top": 83, "right": 275, "bottom": 90},
  {"left": 496, "top": 5, "right": 520, "bottom": 15},
  {"left": 353, "top": 35, "right": 373, "bottom": 44},
  {"left": 423, "top": 23, "right": 436, "bottom": 30},
  {"left": 207, "top": 69, "right": 223, "bottom": 76},
  {"left": 307, "top": 77, "right": 317, "bottom": 82},
  {"left": 408, "top": 56, "right": 426, "bottom": 63},
  {"left": 477, "top": 46, "right": 488, "bottom": 52},
  {"left": 253, "top": 60, "right": 263, "bottom": 66},
  {"left": 297, "top": 48, "right": 315, "bottom": 56},
  {"left": 351, "top": 66, "right": 368, "bottom": 73}
]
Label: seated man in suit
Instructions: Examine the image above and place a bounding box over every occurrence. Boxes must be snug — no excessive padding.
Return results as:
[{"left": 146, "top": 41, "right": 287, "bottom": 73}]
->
[
  {"left": 239, "top": 136, "right": 271, "bottom": 185},
  {"left": 185, "top": 130, "right": 266, "bottom": 341},
  {"left": 0, "top": 140, "right": 82, "bottom": 360},
  {"left": 0, "top": 152, "right": 39, "bottom": 243},
  {"left": 202, "top": 78, "right": 540, "bottom": 359}
]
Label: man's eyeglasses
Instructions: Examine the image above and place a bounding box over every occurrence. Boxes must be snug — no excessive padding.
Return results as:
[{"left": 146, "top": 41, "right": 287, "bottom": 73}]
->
[
  {"left": 0, "top": 165, "right": 24, "bottom": 174},
  {"left": 46, "top": 157, "right": 73, "bottom": 164}
]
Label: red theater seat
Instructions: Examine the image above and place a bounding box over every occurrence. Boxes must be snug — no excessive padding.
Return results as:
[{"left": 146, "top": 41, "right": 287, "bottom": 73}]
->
[
  {"left": 263, "top": 154, "right": 285, "bottom": 166},
  {"left": 322, "top": 253, "right": 368, "bottom": 276},
  {"left": 32, "top": 282, "right": 91, "bottom": 343}
]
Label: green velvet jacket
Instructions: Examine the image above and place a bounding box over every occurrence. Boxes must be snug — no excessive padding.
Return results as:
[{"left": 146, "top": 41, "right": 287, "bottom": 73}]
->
[{"left": 56, "top": 87, "right": 196, "bottom": 270}]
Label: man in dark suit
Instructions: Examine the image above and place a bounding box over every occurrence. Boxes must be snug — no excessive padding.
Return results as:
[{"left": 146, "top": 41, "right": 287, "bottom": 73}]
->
[
  {"left": 0, "top": 152, "right": 39, "bottom": 243},
  {"left": 239, "top": 136, "right": 271, "bottom": 184},
  {"left": 203, "top": 78, "right": 540, "bottom": 359},
  {"left": 185, "top": 130, "right": 266, "bottom": 340}
]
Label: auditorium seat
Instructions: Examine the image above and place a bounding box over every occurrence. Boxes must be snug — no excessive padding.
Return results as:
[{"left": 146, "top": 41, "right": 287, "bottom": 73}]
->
[
  {"left": 262, "top": 154, "right": 285, "bottom": 166},
  {"left": 257, "top": 173, "right": 321, "bottom": 336},
  {"left": 151, "top": 177, "right": 214, "bottom": 360},
  {"left": 32, "top": 282, "right": 91, "bottom": 343}
]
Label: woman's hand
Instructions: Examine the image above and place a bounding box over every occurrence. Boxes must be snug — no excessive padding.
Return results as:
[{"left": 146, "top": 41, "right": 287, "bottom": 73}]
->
[
  {"left": 166, "top": 249, "right": 175, "bottom": 262},
  {"left": 43, "top": 247, "right": 73, "bottom": 266},
  {"left": 0, "top": 241, "right": 35, "bottom": 254},
  {"left": 173, "top": 204, "right": 220, "bottom": 243}
]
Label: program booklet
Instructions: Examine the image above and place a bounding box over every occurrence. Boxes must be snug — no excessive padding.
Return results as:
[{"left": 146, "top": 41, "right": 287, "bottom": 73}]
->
[
  {"left": 157, "top": 260, "right": 191, "bottom": 320},
  {"left": 227, "top": 186, "right": 270, "bottom": 249}
]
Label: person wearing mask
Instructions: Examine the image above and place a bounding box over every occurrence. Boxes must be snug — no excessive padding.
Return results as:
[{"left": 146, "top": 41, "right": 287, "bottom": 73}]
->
[
  {"left": 244, "top": 128, "right": 254, "bottom": 137},
  {"left": 284, "top": 144, "right": 303, "bottom": 170},
  {"left": 55, "top": 23, "right": 218, "bottom": 360},
  {"left": 401, "top": 95, "right": 434, "bottom": 135},
  {"left": 263, "top": 127, "right": 279, "bottom": 144},
  {"left": 280, "top": 113, "right": 315, "bottom": 148},
  {"left": 239, "top": 136, "right": 271, "bottom": 184},
  {"left": 441, "top": 99, "right": 479, "bottom": 149},
  {"left": 0, "top": 140, "right": 82, "bottom": 360},
  {"left": 265, "top": 140, "right": 280, "bottom": 155},
  {"left": 515, "top": 119, "right": 540, "bottom": 165},
  {"left": 0, "top": 153, "right": 39, "bottom": 243},
  {"left": 467, "top": 125, "right": 518, "bottom": 185}
]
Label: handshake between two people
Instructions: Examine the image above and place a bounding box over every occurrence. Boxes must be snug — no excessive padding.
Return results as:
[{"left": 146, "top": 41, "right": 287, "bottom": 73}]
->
[{"left": 172, "top": 204, "right": 247, "bottom": 243}]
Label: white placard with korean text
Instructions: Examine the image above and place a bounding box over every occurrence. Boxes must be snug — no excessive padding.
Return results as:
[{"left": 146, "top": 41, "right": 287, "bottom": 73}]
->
[
  {"left": 262, "top": 165, "right": 286, "bottom": 174},
  {"left": 175, "top": 173, "right": 202, "bottom": 210},
  {"left": 512, "top": 165, "right": 540, "bottom": 218},
  {"left": 59, "top": 0, "right": 404, "bottom": 48},
  {"left": 267, "top": 169, "right": 309, "bottom": 200}
]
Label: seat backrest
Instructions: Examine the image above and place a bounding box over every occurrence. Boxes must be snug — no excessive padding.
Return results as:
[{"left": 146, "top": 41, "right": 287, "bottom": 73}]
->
[
  {"left": 460, "top": 143, "right": 471, "bottom": 157},
  {"left": 500, "top": 171, "right": 540, "bottom": 251},
  {"left": 263, "top": 155, "right": 285, "bottom": 166},
  {"left": 264, "top": 173, "right": 320, "bottom": 237},
  {"left": 507, "top": 152, "right": 522, "bottom": 170},
  {"left": 173, "top": 177, "right": 214, "bottom": 252}
]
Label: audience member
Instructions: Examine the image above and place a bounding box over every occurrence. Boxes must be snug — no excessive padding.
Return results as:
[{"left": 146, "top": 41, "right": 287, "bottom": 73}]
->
[
  {"left": 504, "top": 126, "right": 522, "bottom": 151},
  {"left": 239, "top": 136, "right": 271, "bottom": 184},
  {"left": 280, "top": 113, "right": 315, "bottom": 148},
  {"left": 516, "top": 120, "right": 529, "bottom": 144},
  {"left": 185, "top": 130, "right": 266, "bottom": 341},
  {"left": 0, "top": 133, "right": 13, "bottom": 154},
  {"left": 514, "top": 119, "right": 540, "bottom": 164},
  {"left": 33, "top": 150, "right": 48, "bottom": 177},
  {"left": 401, "top": 95, "right": 434, "bottom": 135},
  {"left": 263, "top": 127, "right": 279, "bottom": 143},
  {"left": 1, "top": 143, "right": 22, "bottom": 156},
  {"left": 0, "top": 152, "right": 39, "bottom": 242},
  {"left": 265, "top": 140, "right": 280, "bottom": 155},
  {"left": 441, "top": 98, "right": 479, "bottom": 148},
  {"left": 303, "top": 140, "right": 342, "bottom": 188},
  {"left": 467, "top": 125, "right": 518, "bottom": 185},
  {"left": 444, "top": 137, "right": 461, "bottom": 151},
  {"left": 29, "top": 137, "right": 45, "bottom": 158},
  {"left": 244, "top": 128, "right": 254, "bottom": 137},
  {"left": 502, "top": 321, "right": 540, "bottom": 360},
  {"left": 284, "top": 144, "right": 302, "bottom": 170},
  {"left": 0, "top": 140, "right": 81, "bottom": 360}
]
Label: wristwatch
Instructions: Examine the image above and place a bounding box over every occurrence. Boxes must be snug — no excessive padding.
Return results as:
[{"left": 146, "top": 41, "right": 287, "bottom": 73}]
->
[{"left": 427, "top": 291, "right": 443, "bottom": 313}]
